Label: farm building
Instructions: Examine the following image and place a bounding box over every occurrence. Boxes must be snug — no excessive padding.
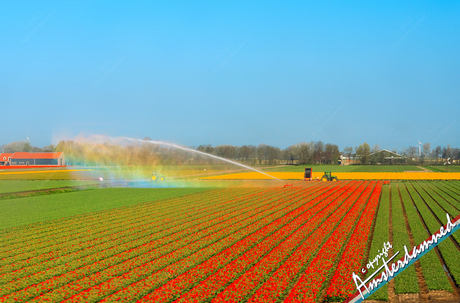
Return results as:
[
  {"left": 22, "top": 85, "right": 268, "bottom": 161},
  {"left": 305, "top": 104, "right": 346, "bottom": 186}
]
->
[
  {"left": 0, "top": 152, "right": 65, "bottom": 167},
  {"left": 370, "top": 149, "right": 406, "bottom": 164}
]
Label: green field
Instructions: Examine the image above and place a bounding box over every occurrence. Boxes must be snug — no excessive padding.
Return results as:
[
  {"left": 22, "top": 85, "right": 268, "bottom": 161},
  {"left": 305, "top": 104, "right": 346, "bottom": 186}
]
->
[
  {"left": 0, "top": 187, "right": 211, "bottom": 230},
  {"left": 0, "top": 180, "right": 98, "bottom": 194},
  {"left": 425, "top": 165, "right": 460, "bottom": 172}
]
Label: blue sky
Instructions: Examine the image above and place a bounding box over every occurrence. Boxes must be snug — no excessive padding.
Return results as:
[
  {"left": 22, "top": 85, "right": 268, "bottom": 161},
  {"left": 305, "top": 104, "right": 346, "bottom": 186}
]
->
[{"left": 2, "top": 1, "right": 459, "bottom": 151}]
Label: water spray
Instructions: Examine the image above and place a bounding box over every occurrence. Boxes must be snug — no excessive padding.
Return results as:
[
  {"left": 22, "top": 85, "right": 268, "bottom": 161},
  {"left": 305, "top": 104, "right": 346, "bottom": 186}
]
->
[{"left": 115, "top": 137, "right": 285, "bottom": 183}]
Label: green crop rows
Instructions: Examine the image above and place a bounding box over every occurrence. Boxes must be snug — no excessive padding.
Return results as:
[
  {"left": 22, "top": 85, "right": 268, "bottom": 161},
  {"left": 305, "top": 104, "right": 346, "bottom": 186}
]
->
[
  {"left": 0, "top": 187, "right": 212, "bottom": 230},
  {"left": 391, "top": 184, "right": 419, "bottom": 294},
  {"left": 365, "top": 184, "right": 390, "bottom": 301}
]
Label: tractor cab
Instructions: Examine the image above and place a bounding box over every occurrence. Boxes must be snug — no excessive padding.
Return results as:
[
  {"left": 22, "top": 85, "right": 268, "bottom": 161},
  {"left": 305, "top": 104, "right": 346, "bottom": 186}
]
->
[
  {"left": 304, "top": 167, "right": 312, "bottom": 181},
  {"left": 321, "top": 171, "right": 338, "bottom": 182}
]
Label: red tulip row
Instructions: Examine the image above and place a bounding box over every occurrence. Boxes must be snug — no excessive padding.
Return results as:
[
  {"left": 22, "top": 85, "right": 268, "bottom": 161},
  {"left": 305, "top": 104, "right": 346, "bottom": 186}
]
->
[
  {"left": 0, "top": 188, "right": 276, "bottom": 290},
  {"left": 1, "top": 188, "right": 233, "bottom": 247},
  {"left": 65, "top": 184, "right": 337, "bottom": 302},
  {"left": 136, "top": 182, "right": 354, "bottom": 302},
  {"left": 325, "top": 181, "right": 382, "bottom": 300},
  {"left": 0, "top": 188, "right": 270, "bottom": 280},
  {"left": 61, "top": 183, "right": 336, "bottom": 302},
  {"left": 0, "top": 188, "right": 256, "bottom": 260},
  {"left": 244, "top": 181, "right": 373, "bottom": 303},
  {"left": 284, "top": 181, "right": 379, "bottom": 302},
  {"left": 204, "top": 181, "right": 363, "bottom": 303},
  {"left": 0, "top": 188, "right": 286, "bottom": 300},
  {"left": 13, "top": 186, "right": 320, "bottom": 302}
]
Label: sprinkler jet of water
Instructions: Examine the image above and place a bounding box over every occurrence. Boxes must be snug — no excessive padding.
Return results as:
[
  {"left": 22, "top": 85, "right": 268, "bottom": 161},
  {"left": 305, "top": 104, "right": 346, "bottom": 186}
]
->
[{"left": 115, "top": 136, "right": 284, "bottom": 182}]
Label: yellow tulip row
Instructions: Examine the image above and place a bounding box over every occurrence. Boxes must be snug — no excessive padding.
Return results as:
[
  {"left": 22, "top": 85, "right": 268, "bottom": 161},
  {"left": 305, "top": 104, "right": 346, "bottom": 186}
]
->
[{"left": 202, "top": 172, "right": 460, "bottom": 180}]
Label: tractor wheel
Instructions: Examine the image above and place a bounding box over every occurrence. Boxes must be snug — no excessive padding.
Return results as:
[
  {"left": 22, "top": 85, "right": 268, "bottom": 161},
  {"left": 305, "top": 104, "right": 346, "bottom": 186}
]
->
[
  {"left": 321, "top": 175, "right": 328, "bottom": 182},
  {"left": 151, "top": 175, "right": 157, "bottom": 181},
  {"left": 331, "top": 177, "right": 338, "bottom": 182},
  {"left": 160, "top": 176, "right": 165, "bottom": 181}
]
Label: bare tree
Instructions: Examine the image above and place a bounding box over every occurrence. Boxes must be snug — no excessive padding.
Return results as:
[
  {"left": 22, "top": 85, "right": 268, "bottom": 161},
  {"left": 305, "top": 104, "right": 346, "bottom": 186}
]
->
[
  {"left": 372, "top": 144, "right": 380, "bottom": 153},
  {"left": 343, "top": 146, "right": 353, "bottom": 164},
  {"left": 298, "top": 142, "right": 312, "bottom": 165},
  {"left": 407, "top": 146, "right": 417, "bottom": 164},
  {"left": 422, "top": 143, "right": 431, "bottom": 164},
  {"left": 283, "top": 146, "right": 297, "bottom": 164},
  {"left": 238, "top": 145, "right": 255, "bottom": 163},
  {"left": 313, "top": 141, "right": 324, "bottom": 164},
  {"left": 215, "top": 145, "right": 237, "bottom": 159},
  {"left": 266, "top": 146, "right": 281, "bottom": 164}
]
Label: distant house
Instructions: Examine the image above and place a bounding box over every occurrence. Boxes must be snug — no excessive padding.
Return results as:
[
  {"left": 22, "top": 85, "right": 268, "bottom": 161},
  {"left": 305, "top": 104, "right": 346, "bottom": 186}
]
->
[
  {"left": 0, "top": 152, "right": 65, "bottom": 167},
  {"left": 369, "top": 149, "right": 406, "bottom": 164}
]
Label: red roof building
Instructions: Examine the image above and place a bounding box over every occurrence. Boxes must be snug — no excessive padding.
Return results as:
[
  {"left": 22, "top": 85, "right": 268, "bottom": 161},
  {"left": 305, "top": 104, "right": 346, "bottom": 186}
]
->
[{"left": 1, "top": 152, "right": 65, "bottom": 167}]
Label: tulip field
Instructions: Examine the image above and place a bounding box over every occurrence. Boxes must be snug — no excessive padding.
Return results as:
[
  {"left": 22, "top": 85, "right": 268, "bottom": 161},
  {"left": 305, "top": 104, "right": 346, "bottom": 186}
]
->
[{"left": 1, "top": 180, "right": 460, "bottom": 302}]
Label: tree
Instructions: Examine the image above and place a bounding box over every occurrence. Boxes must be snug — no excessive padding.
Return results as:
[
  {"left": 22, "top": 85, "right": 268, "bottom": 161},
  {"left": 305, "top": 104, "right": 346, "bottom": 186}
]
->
[
  {"left": 237, "top": 145, "right": 256, "bottom": 163},
  {"left": 298, "top": 142, "right": 312, "bottom": 165},
  {"left": 423, "top": 143, "right": 431, "bottom": 157},
  {"left": 407, "top": 146, "right": 417, "bottom": 163},
  {"left": 266, "top": 145, "right": 281, "bottom": 164},
  {"left": 362, "top": 143, "right": 371, "bottom": 164},
  {"left": 257, "top": 144, "right": 267, "bottom": 165},
  {"left": 313, "top": 141, "right": 324, "bottom": 164},
  {"left": 282, "top": 146, "right": 297, "bottom": 165},
  {"left": 23, "top": 142, "right": 32, "bottom": 152},
  {"left": 215, "top": 145, "right": 237, "bottom": 159},
  {"left": 432, "top": 146, "right": 442, "bottom": 165},
  {"left": 343, "top": 146, "right": 353, "bottom": 164},
  {"left": 421, "top": 142, "right": 431, "bottom": 164},
  {"left": 42, "top": 145, "right": 56, "bottom": 152},
  {"left": 355, "top": 143, "right": 371, "bottom": 165},
  {"left": 196, "top": 144, "right": 215, "bottom": 154},
  {"left": 2, "top": 141, "right": 28, "bottom": 153},
  {"left": 237, "top": 145, "right": 251, "bottom": 163},
  {"left": 372, "top": 144, "right": 380, "bottom": 153},
  {"left": 356, "top": 145, "right": 364, "bottom": 164}
]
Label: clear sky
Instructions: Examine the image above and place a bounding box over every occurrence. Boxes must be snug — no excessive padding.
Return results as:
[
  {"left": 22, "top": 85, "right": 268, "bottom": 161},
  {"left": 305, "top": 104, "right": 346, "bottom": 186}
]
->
[{"left": 2, "top": 1, "right": 459, "bottom": 151}]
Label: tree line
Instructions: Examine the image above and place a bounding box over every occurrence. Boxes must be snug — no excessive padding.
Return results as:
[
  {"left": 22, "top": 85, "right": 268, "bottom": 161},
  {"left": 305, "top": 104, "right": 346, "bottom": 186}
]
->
[
  {"left": 1, "top": 140, "right": 459, "bottom": 166},
  {"left": 197, "top": 141, "right": 341, "bottom": 165},
  {"left": 342, "top": 143, "right": 460, "bottom": 165}
]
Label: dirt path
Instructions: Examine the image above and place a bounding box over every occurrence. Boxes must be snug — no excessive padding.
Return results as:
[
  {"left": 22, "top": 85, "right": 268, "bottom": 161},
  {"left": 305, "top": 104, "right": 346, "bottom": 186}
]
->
[{"left": 417, "top": 166, "right": 432, "bottom": 172}]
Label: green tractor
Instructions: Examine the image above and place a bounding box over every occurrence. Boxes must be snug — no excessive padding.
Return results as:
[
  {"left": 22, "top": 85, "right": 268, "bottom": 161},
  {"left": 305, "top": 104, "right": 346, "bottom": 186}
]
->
[
  {"left": 151, "top": 171, "right": 166, "bottom": 181},
  {"left": 321, "top": 171, "right": 338, "bottom": 182}
]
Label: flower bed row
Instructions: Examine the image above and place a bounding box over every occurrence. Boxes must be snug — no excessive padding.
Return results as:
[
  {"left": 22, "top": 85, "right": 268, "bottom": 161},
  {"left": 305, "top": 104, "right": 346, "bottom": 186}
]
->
[
  {"left": 0, "top": 188, "right": 275, "bottom": 276},
  {"left": 325, "top": 181, "right": 382, "bottom": 300},
  {"left": 0, "top": 188, "right": 255, "bottom": 255},
  {"left": 283, "top": 181, "right": 377, "bottom": 302},
  {"left": 231, "top": 182, "right": 372, "bottom": 303},
  {"left": 0, "top": 187, "right": 309, "bottom": 300},
  {"left": 58, "top": 183, "right": 338, "bottom": 303},
  {"left": 1, "top": 185, "right": 330, "bottom": 302},
  {"left": 137, "top": 182, "right": 357, "bottom": 302}
]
